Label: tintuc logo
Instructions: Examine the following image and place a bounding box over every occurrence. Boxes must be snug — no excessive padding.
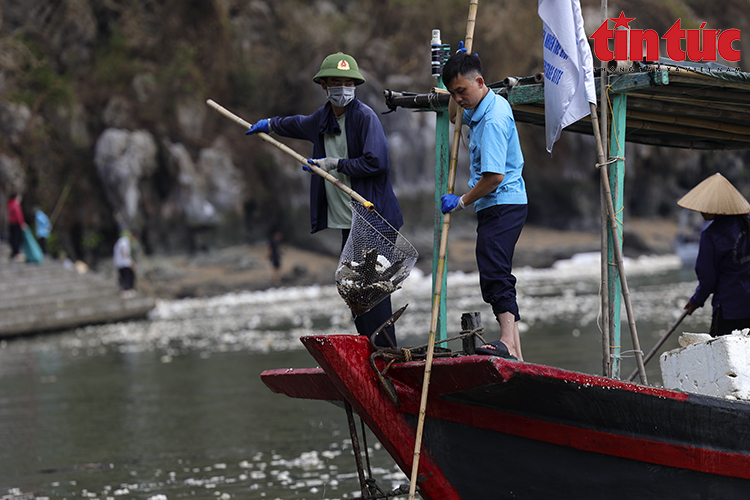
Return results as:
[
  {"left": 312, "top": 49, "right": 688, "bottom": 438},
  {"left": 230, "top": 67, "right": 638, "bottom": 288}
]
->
[{"left": 590, "top": 12, "right": 741, "bottom": 63}]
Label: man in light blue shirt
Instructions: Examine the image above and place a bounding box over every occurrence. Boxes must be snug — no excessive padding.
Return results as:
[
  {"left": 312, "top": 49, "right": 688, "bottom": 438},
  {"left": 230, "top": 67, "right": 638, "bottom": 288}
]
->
[{"left": 441, "top": 51, "right": 528, "bottom": 361}]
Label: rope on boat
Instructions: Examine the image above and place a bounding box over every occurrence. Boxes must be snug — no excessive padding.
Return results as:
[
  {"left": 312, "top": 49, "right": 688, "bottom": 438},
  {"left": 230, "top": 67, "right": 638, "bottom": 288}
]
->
[
  {"left": 427, "top": 90, "right": 445, "bottom": 112},
  {"left": 368, "top": 324, "right": 487, "bottom": 407},
  {"left": 402, "top": 326, "right": 487, "bottom": 352},
  {"left": 595, "top": 155, "right": 625, "bottom": 168},
  {"left": 619, "top": 349, "right": 645, "bottom": 358}
]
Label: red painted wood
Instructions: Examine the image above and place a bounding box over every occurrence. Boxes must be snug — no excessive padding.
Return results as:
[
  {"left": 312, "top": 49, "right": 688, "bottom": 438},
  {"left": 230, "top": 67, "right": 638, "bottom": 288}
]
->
[
  {"left": 385, "top": 353, "right": 689, "bottom": 402},
  {"left": 261, "top": 334, "right": 750, "bottom": 496},
  {"left": 420, "top": 397, "right": 750, "bottom": 479},
  {"left": 262, "top": 367, "right": 343, "bottom": 401},
  {"left": 300, "top": 335, "right": 462, "bottom": 500}
]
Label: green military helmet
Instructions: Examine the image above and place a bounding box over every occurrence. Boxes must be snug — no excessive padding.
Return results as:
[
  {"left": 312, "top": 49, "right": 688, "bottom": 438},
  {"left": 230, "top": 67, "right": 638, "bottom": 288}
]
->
[{"left": 313, "top": 52, "right": 365, "bottom": 85}]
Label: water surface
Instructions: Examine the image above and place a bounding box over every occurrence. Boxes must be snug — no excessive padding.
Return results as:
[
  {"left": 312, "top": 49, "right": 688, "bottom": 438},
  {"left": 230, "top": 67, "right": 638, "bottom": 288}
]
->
[{"left": 0, "top": 253, "right": 711, "bottom": 499}]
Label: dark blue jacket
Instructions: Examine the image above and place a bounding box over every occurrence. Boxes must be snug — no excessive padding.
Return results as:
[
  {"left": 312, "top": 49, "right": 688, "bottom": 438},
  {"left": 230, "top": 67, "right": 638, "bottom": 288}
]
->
[
  {"left": 692, "top": 215, "right": 750, "bottom": 319},
  {"left": 270, "top": 98, "right": 403, "bottom": 233}
]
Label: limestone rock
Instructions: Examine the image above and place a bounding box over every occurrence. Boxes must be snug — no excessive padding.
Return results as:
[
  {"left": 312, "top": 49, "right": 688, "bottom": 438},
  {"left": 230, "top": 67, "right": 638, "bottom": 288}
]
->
[
  {"left": 94, "top": 129, "right": 158, "bottom": 222},
  {"left": 0, "top": 101, "right": 31, "bottom": 146},
  {"left": 197, "top": 138, "right": 244, "bottom": 213},
  {"left": 166, "top": 141, "right": 219, "bottom": 226}
]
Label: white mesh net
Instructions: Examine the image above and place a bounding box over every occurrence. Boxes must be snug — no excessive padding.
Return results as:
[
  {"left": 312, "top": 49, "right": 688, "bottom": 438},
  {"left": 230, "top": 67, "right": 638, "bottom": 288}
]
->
[{"left": 336, "top": 201, "right": 419, "bottom": 316}]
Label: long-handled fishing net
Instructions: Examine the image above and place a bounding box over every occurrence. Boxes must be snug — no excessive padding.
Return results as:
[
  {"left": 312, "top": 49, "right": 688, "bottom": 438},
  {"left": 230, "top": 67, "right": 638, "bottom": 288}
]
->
[
  {"left": 336, "top": 200, "right": 418, "bottom": 316},
  {"left": 206, "top": 99, "right": 418, "bottom": 316}
]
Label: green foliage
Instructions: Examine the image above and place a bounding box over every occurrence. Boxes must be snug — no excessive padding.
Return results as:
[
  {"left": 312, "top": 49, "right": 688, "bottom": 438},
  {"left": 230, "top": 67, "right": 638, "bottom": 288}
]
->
[
  {"left": 93, "top": 28, "right": 141, "bottom": 86},
  {"left": 8, "top": 37, "right": 73, "bottom": 108},
  {"left": 46, "top": 232, "right": 62, "bottom": 259},
  {"left": 158, "top": 41, "right": 206, "bottom": 95},
  {"left": 83, "top": 231, "right": 104, "bottom": 252}
]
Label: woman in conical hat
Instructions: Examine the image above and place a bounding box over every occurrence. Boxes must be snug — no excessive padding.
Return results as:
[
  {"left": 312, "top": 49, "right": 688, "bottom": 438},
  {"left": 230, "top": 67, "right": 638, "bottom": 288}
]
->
[{"left": 679, "top": 173, "right": 750, "bottom": 336}]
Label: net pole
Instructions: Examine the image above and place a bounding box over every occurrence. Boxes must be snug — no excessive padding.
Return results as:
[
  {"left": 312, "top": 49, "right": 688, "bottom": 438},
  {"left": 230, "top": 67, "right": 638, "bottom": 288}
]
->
[{"left": 206, "top": 99, "right": 374, "bottom": 211}]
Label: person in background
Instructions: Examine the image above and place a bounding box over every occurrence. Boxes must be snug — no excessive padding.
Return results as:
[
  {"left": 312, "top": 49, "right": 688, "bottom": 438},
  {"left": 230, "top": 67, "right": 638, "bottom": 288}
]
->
[
  {"left": 6, "top": 193, "right": 27, "bottom": 262},
  {"left": 114, "top": 226, "right": 136, "bottom": 298},
  {"left": 679, "top": 173, "right": 750, "bottom": 336},
  {"left": 440, "top": 50, "right": 527, "bottom": 361},
  {"left": 245, "top": 52, "right": 403, "bottom": 347},
  {"left": 268, "top": 229, "right": 283, "bottom": 286},
  {"left": 34, "top": 206, "right": 52, "bottom": 254}
]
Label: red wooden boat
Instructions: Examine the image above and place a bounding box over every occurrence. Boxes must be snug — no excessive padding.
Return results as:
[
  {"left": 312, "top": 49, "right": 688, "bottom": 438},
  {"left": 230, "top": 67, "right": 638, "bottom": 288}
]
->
[{"left": 261, "top": 333, "right": 750, "bottom": 499}]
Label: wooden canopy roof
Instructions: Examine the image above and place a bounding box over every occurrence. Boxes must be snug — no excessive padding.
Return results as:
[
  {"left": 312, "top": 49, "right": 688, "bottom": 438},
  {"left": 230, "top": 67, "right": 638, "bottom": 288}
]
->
[{"left": 383, "top": 62, "right": 750, "bottom": 150}]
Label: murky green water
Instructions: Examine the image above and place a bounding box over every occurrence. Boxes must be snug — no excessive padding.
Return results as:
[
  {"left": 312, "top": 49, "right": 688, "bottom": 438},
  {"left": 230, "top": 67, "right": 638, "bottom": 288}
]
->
[{"left": 0, "top": 255, "right": 711, "bottom": 499}]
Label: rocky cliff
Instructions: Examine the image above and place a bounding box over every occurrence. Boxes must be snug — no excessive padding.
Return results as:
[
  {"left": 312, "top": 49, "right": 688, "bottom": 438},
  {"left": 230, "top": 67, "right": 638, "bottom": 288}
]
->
[{"left": 0, "top": 0, "right": 748, "bottom": 263}]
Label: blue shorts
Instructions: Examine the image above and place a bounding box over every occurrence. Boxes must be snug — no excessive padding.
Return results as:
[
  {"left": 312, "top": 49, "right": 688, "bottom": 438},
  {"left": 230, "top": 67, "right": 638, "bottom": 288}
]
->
[{"left": 475, "top": 204, "right": 527, "bottom": 321}]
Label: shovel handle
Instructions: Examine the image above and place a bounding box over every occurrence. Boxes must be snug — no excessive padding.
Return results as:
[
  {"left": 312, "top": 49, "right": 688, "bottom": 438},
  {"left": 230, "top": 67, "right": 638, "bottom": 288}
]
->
[{"left": 206, "top": 99, "right": 374, "bottom": 211}]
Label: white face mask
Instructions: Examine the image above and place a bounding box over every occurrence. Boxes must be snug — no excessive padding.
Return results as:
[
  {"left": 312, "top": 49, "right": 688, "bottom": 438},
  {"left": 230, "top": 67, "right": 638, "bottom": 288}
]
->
[{"left": 327, "top": 86, "right": 356, "bottom": 107}]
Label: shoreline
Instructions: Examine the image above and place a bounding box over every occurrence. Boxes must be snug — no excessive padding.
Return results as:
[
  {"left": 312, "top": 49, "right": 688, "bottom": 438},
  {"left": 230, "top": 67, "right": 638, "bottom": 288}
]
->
[{"left": 121, "top": 218, "right": 681, "bottom": 300}]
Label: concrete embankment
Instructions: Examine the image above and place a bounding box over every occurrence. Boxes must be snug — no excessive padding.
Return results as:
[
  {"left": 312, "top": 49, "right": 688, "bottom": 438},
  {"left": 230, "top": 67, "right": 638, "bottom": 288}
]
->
[{"left": 0, "top": 247, "right": 154, "bottom": 338}]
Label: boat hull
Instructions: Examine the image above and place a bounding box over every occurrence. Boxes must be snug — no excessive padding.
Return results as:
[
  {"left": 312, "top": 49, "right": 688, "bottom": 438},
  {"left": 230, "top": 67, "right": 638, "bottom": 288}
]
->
[{"left": 261, "top": 334, "right": 750, "bottom": 499}]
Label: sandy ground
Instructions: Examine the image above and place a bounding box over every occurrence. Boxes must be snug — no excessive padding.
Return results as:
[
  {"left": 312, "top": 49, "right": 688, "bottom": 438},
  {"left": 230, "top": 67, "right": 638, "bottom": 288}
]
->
[{"left": 135, "top": 218, "right": 680, "bottom": 299}]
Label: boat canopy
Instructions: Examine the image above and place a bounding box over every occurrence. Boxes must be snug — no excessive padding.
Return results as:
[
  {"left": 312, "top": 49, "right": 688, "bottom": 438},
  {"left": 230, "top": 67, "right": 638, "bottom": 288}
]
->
[{"left": 383, "top": 60, "right": 750, "bottom": 151}]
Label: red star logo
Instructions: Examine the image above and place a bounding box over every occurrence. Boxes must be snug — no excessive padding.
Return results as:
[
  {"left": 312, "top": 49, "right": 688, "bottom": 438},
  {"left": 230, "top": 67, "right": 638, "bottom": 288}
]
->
[{"left": 610, "top": 11, "right": 635, "bottom": 29}]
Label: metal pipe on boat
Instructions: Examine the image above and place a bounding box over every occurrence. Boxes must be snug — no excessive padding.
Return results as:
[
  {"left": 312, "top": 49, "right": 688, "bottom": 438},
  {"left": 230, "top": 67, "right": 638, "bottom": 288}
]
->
[
  {"left": 503, "top": 76, "right": 519, "bottom": 87},
  {"left": 607, "top": 60, "right": 634, "bottom": 73},
  {"left": 345, "top": 399, "right": 371, "bottom": 499}
]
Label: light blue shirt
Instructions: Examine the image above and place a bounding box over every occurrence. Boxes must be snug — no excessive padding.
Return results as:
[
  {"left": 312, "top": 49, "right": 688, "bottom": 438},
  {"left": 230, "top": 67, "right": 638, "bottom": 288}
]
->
[
  {"left": 35, "top": 209, "right": 51, "bottom": 238},
  {"left": 463, "top": 90, "right": 527, "bottom": 211}
]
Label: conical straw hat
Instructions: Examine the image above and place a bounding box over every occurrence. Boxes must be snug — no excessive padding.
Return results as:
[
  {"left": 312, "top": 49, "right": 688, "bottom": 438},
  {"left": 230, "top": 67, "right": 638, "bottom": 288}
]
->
[{"left": 677, "top": 173, "right": 750, "bottom": 215}]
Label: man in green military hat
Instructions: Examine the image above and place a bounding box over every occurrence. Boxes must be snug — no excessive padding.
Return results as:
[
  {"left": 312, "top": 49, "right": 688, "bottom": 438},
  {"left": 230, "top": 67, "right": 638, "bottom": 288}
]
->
[{"left": 246, "top": 52, "right": 403, "bottom": 347}]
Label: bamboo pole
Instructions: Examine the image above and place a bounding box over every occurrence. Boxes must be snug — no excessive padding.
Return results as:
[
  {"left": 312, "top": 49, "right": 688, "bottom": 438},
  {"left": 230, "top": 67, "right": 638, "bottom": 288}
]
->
[
  {"left": 589, "top": 101, "right": 648, "bottom": 385},
  {"left": 408, "top": 3, "right": 479, "bottom": 499},
  {"left": 206, "top": 99, "right": 374, "bottom": 211},
  {"left": 50, "top": 177, "right": 74, "bottom": 229}
]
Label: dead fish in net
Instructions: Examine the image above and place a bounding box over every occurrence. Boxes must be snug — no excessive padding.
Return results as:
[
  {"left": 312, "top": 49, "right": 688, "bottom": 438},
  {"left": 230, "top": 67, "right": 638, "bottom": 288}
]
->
[
  {"left": 337, "top": 279, "right": 398, "bottom": 316},
  {"left": 336, "top": 248, "right": 406, "bottom": 314},
  {"left": 338, "top": 249, "right": 406, "bottom": 285}
]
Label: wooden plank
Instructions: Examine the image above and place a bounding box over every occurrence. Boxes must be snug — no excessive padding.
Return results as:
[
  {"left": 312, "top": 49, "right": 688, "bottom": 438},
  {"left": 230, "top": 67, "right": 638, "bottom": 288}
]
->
[
  {"left": 626, "top": 109, "right": 750, "bottom": 137},
  {"left": 624, "top": 95, "right": 749, "bottom": 123},
  {"left": 624, "top": 115, "right": 750, "bottom": 143}
]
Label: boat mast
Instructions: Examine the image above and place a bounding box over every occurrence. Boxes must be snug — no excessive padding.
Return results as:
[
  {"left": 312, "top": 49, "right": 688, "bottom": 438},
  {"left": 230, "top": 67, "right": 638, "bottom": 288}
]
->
[{"left": 431, "top": 29, "right": 450, "bottom": 344}]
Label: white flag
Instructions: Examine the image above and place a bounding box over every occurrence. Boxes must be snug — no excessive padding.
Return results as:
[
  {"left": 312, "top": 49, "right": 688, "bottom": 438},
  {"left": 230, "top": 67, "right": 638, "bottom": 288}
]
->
[{"left": 538, "top": 0, "right": 597, "bottom": 153}]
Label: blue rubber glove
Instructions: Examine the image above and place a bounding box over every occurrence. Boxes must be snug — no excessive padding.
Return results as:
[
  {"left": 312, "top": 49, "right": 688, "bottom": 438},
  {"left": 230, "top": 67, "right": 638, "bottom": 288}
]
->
[
  {"left": 245, "top": 119, "right": 269, "bottom": 135},
  {"left": 441, "top": 194, "right": 465, "bottom": 214},
  {"left": 456, "top": 41, "right": 478, "bottom": 58},
  {"left": 307, "top": 158, "right": 339, "bottom": 172}
]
